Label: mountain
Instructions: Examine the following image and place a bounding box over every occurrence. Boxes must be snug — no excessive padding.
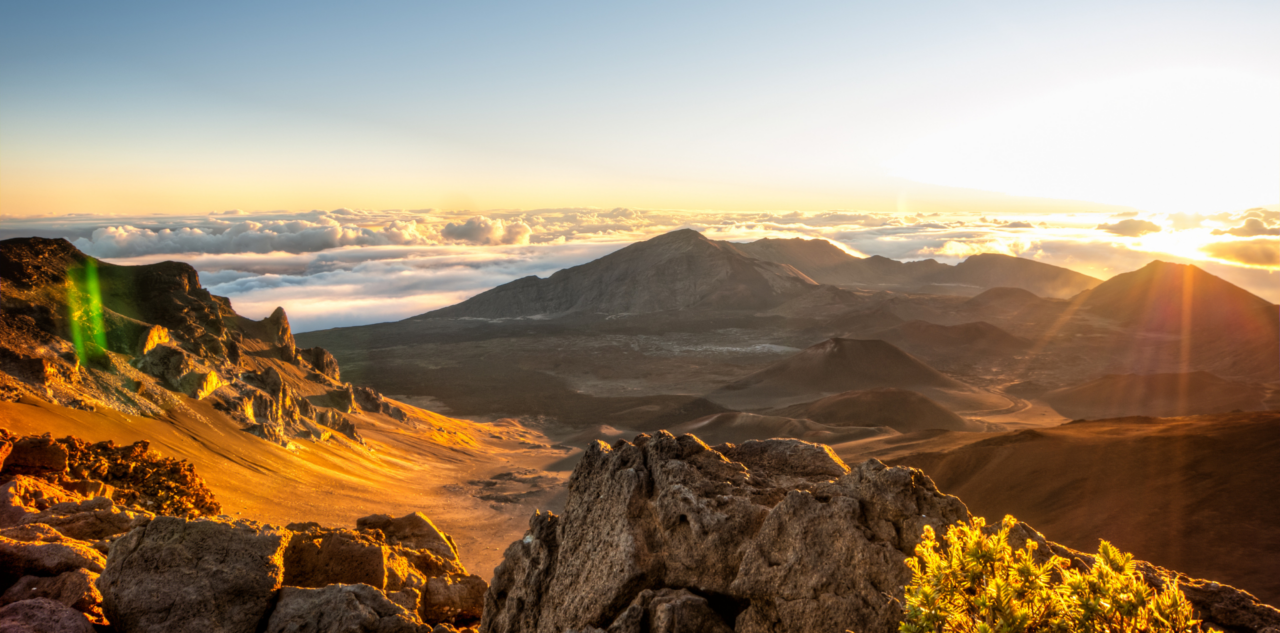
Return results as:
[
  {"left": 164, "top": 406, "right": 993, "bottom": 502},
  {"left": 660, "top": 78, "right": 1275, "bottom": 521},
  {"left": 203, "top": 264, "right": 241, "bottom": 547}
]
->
[
  {"left": 868, "top": 320, "right": 1031, "bottom": 358},
  {"left": 1079, "top": 261, "right": 1280, "bottom": 380},
  {"left": 1042, "top": 372, "right": 1270, "bottom": 419},
  {"left": 419, "top": 229, "right": 818, "bottom": 319},
  {"left": 704, "top": 338, "right": 1009, "bottom": 412},
  {"left": 773, "top": 387, "right": 979, "bottom": 433},
  {"left": 734, "top": 237, "right": 1099, "bottom": 298}
]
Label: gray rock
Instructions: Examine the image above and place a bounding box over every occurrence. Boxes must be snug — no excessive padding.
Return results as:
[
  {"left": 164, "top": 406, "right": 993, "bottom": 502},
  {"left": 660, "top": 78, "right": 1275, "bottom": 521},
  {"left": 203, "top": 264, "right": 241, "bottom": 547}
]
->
[
  {"left": 0, "top": 569, "right": 103, "bottom": 623},
  {"left": 0, "top": 530, "right": 106, "bottom": 584},
  {"left": 480, "top": 432, "right": 970, "bottom": 633},
  {"left": 265, "top": 584, "right": 426, "bottom": 633},
  {"left": 97, "top": 516, "right": 290, "bottom": 633},
  {"left": 0, "top": 598, "right": 94, "bottom": 633}
]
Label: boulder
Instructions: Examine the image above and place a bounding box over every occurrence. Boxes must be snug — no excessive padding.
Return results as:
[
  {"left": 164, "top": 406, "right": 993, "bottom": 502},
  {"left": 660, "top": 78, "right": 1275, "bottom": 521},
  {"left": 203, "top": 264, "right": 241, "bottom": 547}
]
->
[
  {"left": 480, "top": 432, "right": 971, "bottom": 633},
  {"left": 2, "top": 436, "right": 69, "bottom": 475},
  {"left": 0, "top": 569, "right": 103, "bottom": 623},
  {"left": 0, "top": 598, "right": 94, "bottom": 633},
  {"left": 97, "top": 516, "right": 290, "bottom": 633},
  {"left": 265, "top": 584, "right": 426, "bottom": 633},
  {"left": 135, "top": 325, "right": 171, "bottom": 356},
  {"left": 0, "top": 477, "right": 80, "bottom": 528},
  {"left": 421, "top": 574, "right": 487, "bottom": 624},
  {"left": 0, "top": 529, "right": 106, "bottom": 586},
  {"left": 358, "top": 513, "right": 460, "bottom": 563},
  {"left": 16, "top": 496, "right": 152, "bottom": 541},
  {"left": 283, "top": 527, "right": 426, "bottom": 592}
]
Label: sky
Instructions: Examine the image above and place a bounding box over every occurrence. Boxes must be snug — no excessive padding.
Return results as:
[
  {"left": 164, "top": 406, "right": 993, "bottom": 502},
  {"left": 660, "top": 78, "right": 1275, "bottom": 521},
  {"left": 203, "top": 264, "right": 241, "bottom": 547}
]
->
[{"left": 2, "top": 1, "right": 1278, "bottom": 330}]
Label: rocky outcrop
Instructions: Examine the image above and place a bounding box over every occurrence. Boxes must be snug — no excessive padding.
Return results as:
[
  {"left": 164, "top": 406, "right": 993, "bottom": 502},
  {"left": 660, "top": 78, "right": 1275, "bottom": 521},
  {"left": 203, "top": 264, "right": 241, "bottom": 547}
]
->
[
  {"left": 285, "top": 512, "right": 486, "bottom": 626},
  {"left": 97, "top": 516, "right": 290, "bottom": 633},
  {"left": 264, "top": 307, "right": 298, "bottom": 359},
  {"left": 302, "top": 347, "right": 341, "bottom": 381},
  {"left": 482, "top": 432, "right": 1280, "bottom": 633},
  {"left": 0, "top": 569, "right": 104, "bottom": 623},
  {"left": 0, "top": 431, "right": 221, "bottom": 518},
  {"left": 0, "top": 238, "right": 415, "bottom": 449},
  {"left": 0, "top": 597, "right": 96, "bottom": 633}
]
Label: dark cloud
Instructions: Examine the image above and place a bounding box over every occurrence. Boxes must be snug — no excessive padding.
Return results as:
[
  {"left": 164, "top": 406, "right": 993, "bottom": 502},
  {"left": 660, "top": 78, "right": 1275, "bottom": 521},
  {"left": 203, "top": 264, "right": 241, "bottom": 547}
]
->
[
  {"left": 1095, "top": 219, "right": 1162, "bottom": 237},
  {"left": 1211, "top": 218, "right": 1280, "bottom": 237},
  {"left": 1202, "top": 239, "right": 1280, "bottom": 267}
]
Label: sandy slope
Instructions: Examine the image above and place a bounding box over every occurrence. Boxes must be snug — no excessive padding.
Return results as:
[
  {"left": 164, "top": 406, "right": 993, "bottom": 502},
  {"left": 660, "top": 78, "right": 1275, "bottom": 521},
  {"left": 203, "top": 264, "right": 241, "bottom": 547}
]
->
[
  {"left": 0, "top": 396, "right": 568, "bottom": 580},
  {"left": 889, "top": 413, "right": 1280, "bottom": 607}
]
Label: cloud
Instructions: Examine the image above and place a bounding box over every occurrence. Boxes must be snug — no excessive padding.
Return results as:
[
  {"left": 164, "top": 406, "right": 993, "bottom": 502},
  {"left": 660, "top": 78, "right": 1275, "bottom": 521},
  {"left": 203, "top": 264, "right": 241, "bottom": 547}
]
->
[
  {"left": 1211, "top": 218, "right": 1280, "bottom": 237},
  {"left": 1095, "top": 219, "right": 1161, "bottom": 237},
  {"left": 440, "top": 216, "right": 532, "bottom": 245},
  {"left": 1202, "top": 239, "right": 1280, "bottom": 267}
]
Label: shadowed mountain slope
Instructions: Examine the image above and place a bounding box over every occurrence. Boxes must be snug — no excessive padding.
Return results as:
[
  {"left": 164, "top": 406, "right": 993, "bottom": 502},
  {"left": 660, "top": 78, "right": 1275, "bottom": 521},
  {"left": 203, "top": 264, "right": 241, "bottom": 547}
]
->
[
  {"left": 774, "top": 387, "right": 978, "bottom": 433},
  {"left": 705, "top": 338, "right": 1008, "bottom": 412},
  {"left": 869, "top": 320, "right": 1031, "bottom": 358},
  {"left": 891, "top": 412, "right": 1280, "bottom": 608},
  {"left": 1042, "top": 372, "right": 1270, "bottom": 419},
  {"left": 418, "top": 229, "right": 818, "bottom": 319},
  {"left": 1079, "top": 261, "right": 1280, "bottom": 380}
]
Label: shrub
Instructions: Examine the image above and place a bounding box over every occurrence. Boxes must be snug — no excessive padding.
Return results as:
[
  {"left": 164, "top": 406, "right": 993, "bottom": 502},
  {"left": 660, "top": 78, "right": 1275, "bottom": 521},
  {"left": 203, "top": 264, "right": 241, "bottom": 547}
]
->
[{"left": 899, "top": 515, "right": 1202, "bottom": 633}]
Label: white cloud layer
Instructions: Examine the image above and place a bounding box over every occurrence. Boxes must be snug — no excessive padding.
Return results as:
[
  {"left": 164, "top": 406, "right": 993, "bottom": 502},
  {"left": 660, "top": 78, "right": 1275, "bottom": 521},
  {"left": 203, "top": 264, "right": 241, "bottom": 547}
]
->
[{"left": 4, "top": 204, "right": 1277, "bottom": 331}]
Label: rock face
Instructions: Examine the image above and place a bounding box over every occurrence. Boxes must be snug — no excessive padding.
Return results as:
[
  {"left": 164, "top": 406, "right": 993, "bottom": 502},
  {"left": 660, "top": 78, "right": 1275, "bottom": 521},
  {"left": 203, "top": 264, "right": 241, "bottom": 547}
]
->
[
  {"left": 0, "top": 237, "right": 415, "bottom": 450},
  {"left": 97, "top": 516, "right": 290, "bottom": 633},
  {"left": 482, "top": 432, "right": 1280, "bottom": 633},
  {"left": 482, "top": 432, "right": 968, "bottom": 633}
]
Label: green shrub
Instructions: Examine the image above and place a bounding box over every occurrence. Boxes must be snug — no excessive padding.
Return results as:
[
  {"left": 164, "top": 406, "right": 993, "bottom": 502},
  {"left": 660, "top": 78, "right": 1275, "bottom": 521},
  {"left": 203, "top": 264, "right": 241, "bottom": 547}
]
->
[{"left": 899, "top": 515, "right": 1202, "bottom": 633}]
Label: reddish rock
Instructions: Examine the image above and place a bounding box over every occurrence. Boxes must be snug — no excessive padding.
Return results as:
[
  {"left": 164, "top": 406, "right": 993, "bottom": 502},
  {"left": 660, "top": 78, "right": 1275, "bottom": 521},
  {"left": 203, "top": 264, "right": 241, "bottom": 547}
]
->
[{"left": 3, "top": 436, "right": 69, "bottom": 475}]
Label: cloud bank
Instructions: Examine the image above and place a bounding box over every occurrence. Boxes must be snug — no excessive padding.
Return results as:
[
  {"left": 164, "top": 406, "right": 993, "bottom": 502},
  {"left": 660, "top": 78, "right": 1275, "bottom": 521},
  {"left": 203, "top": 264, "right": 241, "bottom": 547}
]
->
[{"left": 5, "top": 203, "right": 1277, "bottom": 331}]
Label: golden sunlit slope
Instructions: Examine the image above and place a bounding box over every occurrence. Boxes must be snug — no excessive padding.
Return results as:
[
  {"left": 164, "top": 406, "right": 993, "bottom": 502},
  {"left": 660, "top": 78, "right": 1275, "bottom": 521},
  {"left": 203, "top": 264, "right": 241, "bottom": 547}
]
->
[{"left": 890, "top": 413, "right": 1280, "bottom": 608}]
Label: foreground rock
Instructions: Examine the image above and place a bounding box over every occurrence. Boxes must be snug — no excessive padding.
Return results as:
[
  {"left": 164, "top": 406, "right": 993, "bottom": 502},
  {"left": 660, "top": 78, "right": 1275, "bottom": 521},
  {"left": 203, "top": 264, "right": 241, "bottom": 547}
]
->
[
  {"left": 266, "top": 584, "right": 423, "bottom": 633},
  {"left": 97, "top": 516, "right": 289, "bottom": 633},
  {"left": 0, "top": 597, "right": 95, "bottom": 633},
  {"left": 481, "top": 432, "right": 1280, "bottom": 633}
]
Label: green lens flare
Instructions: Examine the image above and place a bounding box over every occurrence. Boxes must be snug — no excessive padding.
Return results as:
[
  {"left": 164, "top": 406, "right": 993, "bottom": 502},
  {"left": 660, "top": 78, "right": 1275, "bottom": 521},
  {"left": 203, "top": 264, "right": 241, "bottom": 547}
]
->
[{"left": 68, "top": 259, "right": 107, "bottom": 362}]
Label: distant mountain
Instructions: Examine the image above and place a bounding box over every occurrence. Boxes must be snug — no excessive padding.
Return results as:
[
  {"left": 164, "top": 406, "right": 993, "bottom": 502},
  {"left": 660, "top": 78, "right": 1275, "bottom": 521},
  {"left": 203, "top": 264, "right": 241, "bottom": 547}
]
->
[
  {"left": 1079, "top": 261, "right": 1280, "bottom": 380},
  {"left": 704, "top": 337, "right": 1009, "bottom": 412},
  {"left": 419, "top": 229, "right": 818, "bottom": 319},
  {"left": 773, "top": 387, "right": 978, "bottom": 433},
  {"left": 869, "top": 320, "right": 1032, "bottom": 358},
  {"left": 733, "top": 237, "right": 1099, "bottom": 298}
]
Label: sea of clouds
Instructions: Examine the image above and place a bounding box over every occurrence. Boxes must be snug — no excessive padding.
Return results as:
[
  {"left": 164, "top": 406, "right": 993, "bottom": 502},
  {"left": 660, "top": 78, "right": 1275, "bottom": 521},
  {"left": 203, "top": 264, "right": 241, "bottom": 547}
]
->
[{"left": 2, "top": 206, "right": 1276, "bottom": 331}]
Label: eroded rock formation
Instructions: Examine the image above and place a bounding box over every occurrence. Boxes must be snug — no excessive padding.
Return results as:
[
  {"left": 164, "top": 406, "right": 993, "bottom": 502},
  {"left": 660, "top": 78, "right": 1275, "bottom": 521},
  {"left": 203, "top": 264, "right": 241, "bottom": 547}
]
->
[{"left": 0, "top": 428, "right": 483, "bottom": 632}]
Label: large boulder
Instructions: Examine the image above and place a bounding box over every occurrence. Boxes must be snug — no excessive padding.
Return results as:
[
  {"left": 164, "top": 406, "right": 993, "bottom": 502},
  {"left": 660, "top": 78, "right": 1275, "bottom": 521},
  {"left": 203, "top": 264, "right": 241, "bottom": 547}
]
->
[
  {"left": 265, "top": 584, "right": 425, "bottom": 633},
  {"left": 2, "top": 436, "right": 69, "bottom": 475},
  {"left": 0, "top": 569, "right": 103, "bottom": 624},
  {"left": 482, "top": 433, "right": 967, "bottom": 633},
  {"left": 96, "top": 516, "right": 290, "bottom": 633},
  {"left": 0, "top": 597, "right": 94, "bottom": 633},
  {"left": 0, "top": 525, "right": 106, "bottom": 586}
]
